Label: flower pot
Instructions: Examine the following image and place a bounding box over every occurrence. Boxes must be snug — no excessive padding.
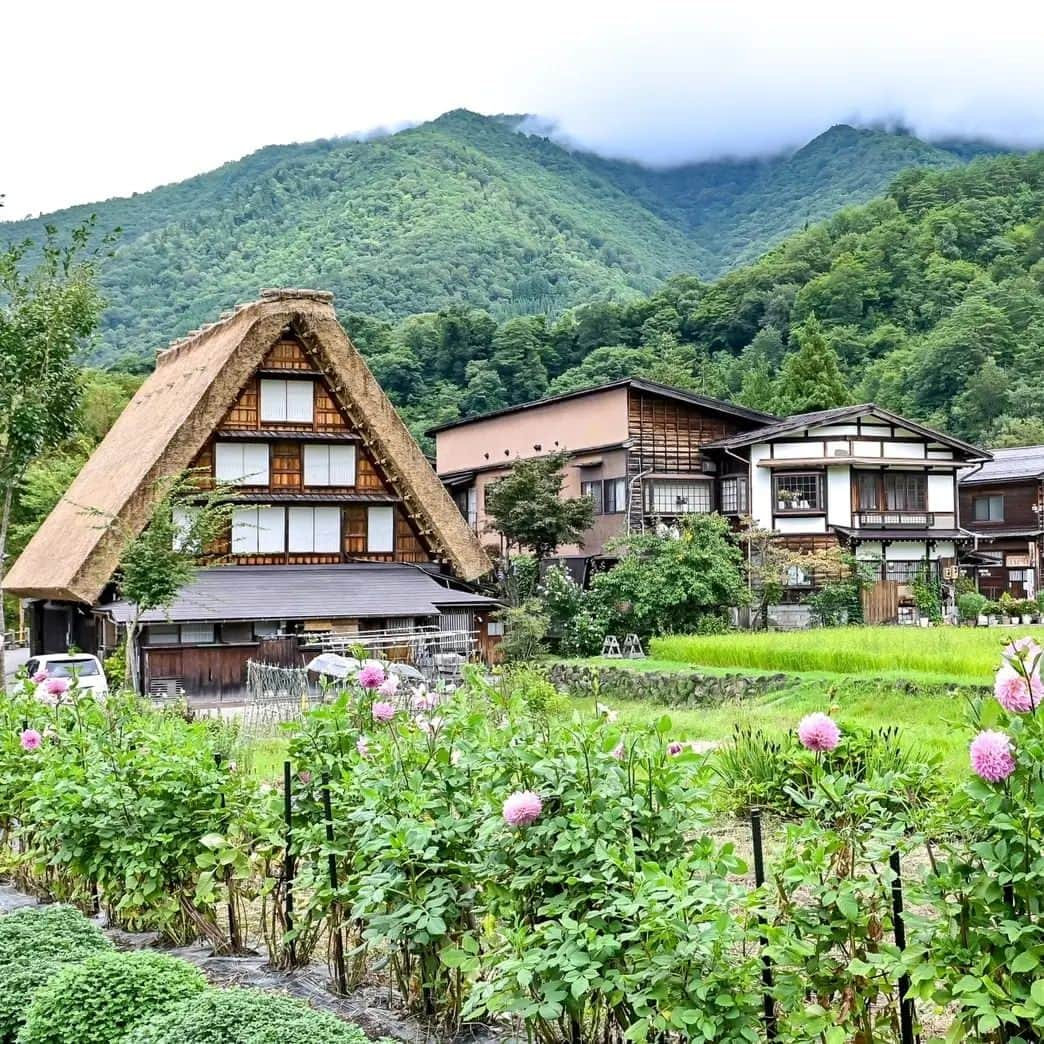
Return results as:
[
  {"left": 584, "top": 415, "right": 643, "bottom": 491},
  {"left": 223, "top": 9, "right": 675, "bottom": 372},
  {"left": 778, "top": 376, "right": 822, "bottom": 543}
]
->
[
  {"left": 977, "top": 614, "right": 989, "bottom": 627},
  {"left": 1023, "top": 614, "right": 1035, "bottom": 625}
]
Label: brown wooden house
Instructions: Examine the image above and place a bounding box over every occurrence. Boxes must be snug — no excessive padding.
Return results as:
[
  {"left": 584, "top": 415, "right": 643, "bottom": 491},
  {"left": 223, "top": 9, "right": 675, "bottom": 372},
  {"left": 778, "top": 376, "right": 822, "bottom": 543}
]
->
[
  {"left": 429, "top": 377, "right": 775, "bottom": 579},
  {"left": 4, "top": 290, "right": 496, "bottom": 699},
  {"left": 959, "top": 446, "right": 1044, "bottom": 600}
]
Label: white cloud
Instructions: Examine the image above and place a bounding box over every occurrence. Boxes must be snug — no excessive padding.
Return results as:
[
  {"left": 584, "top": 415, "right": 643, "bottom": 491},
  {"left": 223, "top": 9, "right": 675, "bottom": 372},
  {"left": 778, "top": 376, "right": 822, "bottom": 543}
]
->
[{"left": 4, "top": 0, "right": 1043, "bottom": 217}]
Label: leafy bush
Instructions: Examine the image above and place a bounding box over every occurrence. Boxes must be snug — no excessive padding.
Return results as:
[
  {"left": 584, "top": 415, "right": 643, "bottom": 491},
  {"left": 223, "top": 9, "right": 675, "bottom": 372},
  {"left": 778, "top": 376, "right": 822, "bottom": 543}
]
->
[
  {"left": 18, "top": 950, "right": 207, "bottom": 1044},
  {"left": 0, "top": 905, "right": 112, "bottom": 1043},
  {"left": 714, "top": 722, "right": 943, "bottom": 816},
  {"left": 125, "top": 988, "right": 371, "bottom": 1044},
  {"left": 496, "top": 599, "right": 549, "bottom": 661},
  {"left": 957, "top": 591, "right": 989, "bottom": 622}
]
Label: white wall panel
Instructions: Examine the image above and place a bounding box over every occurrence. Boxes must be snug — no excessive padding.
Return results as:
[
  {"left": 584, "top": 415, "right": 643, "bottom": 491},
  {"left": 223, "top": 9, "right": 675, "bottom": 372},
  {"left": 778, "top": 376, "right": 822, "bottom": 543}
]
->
[
  {"left": 928, "top": 474, "right": 955, "bottom": 512},
  {"left": 827, "top": 466, "right": 852, "bottom": 527},
  {"left": 367, "top": 506, "right": 395, "bottom": 552}
]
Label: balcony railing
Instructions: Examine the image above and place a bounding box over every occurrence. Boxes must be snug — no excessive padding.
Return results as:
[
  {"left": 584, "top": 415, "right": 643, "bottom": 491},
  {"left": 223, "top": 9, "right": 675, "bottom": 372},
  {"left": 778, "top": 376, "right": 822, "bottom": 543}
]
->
[{"left": 857, "top": 511, "right": 934, "bottom": 529}]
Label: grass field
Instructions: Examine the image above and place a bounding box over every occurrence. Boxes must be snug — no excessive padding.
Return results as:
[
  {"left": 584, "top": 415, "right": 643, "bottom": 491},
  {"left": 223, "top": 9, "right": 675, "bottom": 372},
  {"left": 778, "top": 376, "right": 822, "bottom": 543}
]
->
[{"left": 652, "top": 626, "right": 1039, "bottom": 684}]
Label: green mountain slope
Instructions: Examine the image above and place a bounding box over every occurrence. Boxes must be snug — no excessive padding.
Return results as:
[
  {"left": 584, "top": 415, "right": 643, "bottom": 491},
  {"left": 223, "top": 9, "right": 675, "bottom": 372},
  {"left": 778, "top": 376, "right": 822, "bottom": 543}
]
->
[{"left": 2, "top": 111, "right": 976, "bottom": 366}]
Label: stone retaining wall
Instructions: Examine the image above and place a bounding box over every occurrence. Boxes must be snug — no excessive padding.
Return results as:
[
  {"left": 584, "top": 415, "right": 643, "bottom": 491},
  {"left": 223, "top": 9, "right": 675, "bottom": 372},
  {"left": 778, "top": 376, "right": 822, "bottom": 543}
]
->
[{"left": 544, "top": 662, "right": 792, "bottom": 708}]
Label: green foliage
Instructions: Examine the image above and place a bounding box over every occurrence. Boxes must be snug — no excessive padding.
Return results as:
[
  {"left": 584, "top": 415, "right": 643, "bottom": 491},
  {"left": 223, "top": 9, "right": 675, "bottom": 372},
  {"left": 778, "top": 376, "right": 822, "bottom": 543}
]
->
[
  {"left": 912, "top": 563, "right": 943, "bottom": 622},
  {"left": 590, "top": 513, "right": 745, "bottom": 637},
  {"left": 484, "top": 450, "right": 594, "bottom": 560},
  {"left": 2, "top": 114, "right": 972, "bottom": 369},
  {"left": 18, "top": 950, "right": 206, "bottom": 1044},
  {"left": 496, "top": 600, "right": 550, "bottom": 662},
  {"left": 771, "top": 314, "right": 851, "bottom": 413},
  {"left": 714, "top": 723, "right": 943, "bottom": 816},
  {"left": 0, "top": 905, "right": 112, "bottom": 1043},
  {"left": 957, "top": 590, "right": 990, "bottom": 623},
  {"left": 125, "top": 988, "right": 371, "bottom": 1044}
]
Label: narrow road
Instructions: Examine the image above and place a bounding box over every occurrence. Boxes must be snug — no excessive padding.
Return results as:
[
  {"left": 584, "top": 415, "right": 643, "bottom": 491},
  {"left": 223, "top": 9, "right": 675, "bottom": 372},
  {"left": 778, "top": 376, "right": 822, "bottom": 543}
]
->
[{"left": 3, "top": 647, "right": 30, "bottom": 687}]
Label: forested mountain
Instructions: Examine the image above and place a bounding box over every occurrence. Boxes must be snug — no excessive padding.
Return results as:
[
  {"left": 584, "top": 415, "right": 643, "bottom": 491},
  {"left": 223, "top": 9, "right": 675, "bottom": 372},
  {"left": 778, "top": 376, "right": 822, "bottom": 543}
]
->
[
  {"left": 340, "top": 151, "right": 1044, "bottom": 452},
  {"left": 1, "top": 111, "right": 973, "bottom": 367}
]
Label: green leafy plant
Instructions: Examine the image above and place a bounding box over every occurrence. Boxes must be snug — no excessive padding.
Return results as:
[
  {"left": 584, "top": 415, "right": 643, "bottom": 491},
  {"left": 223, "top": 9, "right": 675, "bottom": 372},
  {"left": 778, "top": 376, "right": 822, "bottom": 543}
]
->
[
  {"left": 124, "top": 987, "right": 372, "bottom": 1044},
  {"left": 18, "top": 950, "right": 206, "bottom": 1044},
  {"left": 0, "top": 905, "right": 112, "bottom": 1043},
  {"left": 957, "top": 591, "right": 989, "bottom": 623}
]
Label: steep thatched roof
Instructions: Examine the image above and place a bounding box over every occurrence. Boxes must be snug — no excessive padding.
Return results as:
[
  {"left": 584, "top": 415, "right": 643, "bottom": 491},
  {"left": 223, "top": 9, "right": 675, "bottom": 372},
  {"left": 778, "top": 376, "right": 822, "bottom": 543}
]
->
[{"left": 4, "top": 290, "right": 490, "bottom": 603}]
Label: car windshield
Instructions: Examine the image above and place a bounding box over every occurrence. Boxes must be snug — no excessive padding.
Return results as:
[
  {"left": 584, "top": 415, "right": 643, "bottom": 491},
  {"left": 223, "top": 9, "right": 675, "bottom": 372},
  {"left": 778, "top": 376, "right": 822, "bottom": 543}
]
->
[{"left": 42, "top": 659, "right": 100, "bottom": 679}]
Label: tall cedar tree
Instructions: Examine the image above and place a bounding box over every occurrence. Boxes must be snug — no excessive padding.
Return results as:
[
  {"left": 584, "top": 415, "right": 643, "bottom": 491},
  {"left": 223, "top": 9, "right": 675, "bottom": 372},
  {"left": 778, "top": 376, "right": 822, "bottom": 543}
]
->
[
  {"left": 772, "top": 315, "right": 851, "bottom": 414},
  {"left": 0, "top": 221, "right": 104, "bottom": 689},
  {"left": 484, "top": 449, "right": 594, "bottom": 561}
]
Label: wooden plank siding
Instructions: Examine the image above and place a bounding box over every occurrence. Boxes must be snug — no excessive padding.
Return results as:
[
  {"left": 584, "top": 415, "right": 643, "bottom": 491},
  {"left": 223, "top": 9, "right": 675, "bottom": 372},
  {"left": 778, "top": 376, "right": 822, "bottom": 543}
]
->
[
  {"left": 187, "top": 333, "right": 438, "bottom": 567},
  {"left": 624, "top": 388, "right": 750, "bottom": 532}
]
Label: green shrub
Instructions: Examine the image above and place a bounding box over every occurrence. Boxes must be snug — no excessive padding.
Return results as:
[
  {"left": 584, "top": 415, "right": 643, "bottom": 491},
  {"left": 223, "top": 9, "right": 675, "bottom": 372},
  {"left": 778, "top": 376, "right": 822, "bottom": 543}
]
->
[
  {"left": 18, "top": 951, "right": 206, "bottom": 1044},
  {"left": 714, "top": 723, "right": 943, "bottom": 816},
  {"left": 957, "top": 591, "right": 989, "bottom": 623},
  {"left": 0, "top": 905, "right": 112, "bottom": 1043},
  {"left": 125, "top": 987, "right": 370, "bottom": 1044}
]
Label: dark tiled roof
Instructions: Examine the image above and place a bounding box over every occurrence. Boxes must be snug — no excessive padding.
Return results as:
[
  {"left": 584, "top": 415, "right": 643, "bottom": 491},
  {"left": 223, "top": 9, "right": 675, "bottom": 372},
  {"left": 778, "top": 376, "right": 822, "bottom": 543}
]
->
[
  {"left": 98, "top": 563, "right": 499, "bottom": 624},
  {"left": 960, "top": 446, "right": 1044, "bottom": 485},
  {"left": 426, "top": 378, "right": 776, "bottom": 436},
  {"left": 705, "top": 403, "right": 989, "bottom": 460},
  {"left": 833, "top": 526, "right": 972, "bottom": 542}
]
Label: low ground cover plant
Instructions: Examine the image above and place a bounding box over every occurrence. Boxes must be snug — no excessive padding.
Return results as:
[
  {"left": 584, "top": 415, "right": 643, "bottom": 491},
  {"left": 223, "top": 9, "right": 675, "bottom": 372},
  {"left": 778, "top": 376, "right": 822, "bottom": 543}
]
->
[
  {"left": 18, "top": 950, "right": 206, "bottom": 1044},
  {"left": 125, "top": 987, "right": 373, "bottom": 1044},
  {"left": 0, "top": 904, "right": 112, "bottom": 1043}
]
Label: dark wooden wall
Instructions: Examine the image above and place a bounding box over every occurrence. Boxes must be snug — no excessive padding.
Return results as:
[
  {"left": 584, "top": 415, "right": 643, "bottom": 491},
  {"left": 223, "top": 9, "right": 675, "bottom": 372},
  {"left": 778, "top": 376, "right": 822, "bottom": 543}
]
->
[{"left": 959, "top": 480, "right": 1041, "bottom": 529}]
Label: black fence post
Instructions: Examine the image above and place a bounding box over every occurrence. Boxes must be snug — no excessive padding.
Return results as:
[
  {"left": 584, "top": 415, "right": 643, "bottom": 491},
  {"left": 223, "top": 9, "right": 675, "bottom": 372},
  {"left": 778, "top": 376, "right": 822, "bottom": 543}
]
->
[
  {"left": 283, "top": 761, "right": 297, "bottom": 966},
  {"left": 321, "top": 773, "right": 349, "bottom": 995},
  {"left": 889, "top": 849, "right": 916, "bottom": 1044},
  {"left": 213, "top": 753, "right": 241, "bottom": 953},
  {"left": 751, "top": 807, "right": 778, "bottom": 1041}
]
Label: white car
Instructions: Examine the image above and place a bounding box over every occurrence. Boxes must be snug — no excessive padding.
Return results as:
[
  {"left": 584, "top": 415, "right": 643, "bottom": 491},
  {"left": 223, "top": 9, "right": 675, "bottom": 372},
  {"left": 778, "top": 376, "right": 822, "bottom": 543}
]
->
[{"left": 25, "top": 653, "right": 110, "bottom": 699}]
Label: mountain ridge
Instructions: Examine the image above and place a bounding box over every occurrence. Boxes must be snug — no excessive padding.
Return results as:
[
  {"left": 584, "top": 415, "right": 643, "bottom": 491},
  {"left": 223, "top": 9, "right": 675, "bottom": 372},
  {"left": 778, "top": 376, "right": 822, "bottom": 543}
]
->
[{"left": 0, "top": 111, "right": 1005, "bottom": 366}]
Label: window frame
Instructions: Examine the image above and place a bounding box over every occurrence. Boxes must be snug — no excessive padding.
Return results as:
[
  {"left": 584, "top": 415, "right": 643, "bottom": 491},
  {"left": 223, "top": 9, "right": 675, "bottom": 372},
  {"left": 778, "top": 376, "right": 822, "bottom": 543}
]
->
[
  {"left": 288, "top": 505, "right": 341, "bottom": 553},
  {"left": 773, "top": 472, "right": 825, "bottom": 515},
  {"left": 367, "top": 505, "right": 396, "bottom": 553},
  {"left": 719, "top": 475, "right": 748, "bottom": 515},
  {"left": 580, "top": 479, "right": 604, "bottom": 514},
  {"left": 602, "top": 477, "right": 627, "bottom": 515},
  {"left": 302, "top": 443, "right": 356, "bottom": 487},
  {"left": 214, "top": 442, "right": 270, "bottom": 486},
  {"left": 885, "top": 471, "right": 927, "bottom": 512},
  {"left": 231, "top": 505, "right": 286, "bottom": 555},
  {"left": 972, "top": 493, "right": 1005, "bottom": 523},
  {"left": 644, "top": 478, "right": 714, "bottom": 516},
  {"left": 259, "top": 378, "right": 314, "bottom": 424}
]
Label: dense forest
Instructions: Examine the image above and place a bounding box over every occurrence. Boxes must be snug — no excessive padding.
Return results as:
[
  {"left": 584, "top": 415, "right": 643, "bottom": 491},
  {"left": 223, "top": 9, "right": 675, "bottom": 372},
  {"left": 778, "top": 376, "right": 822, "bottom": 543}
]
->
[
  {"left": 335, "top": 150, "right": 1044, "bottom": 451},
  {"left": 0, "top": 111, "right": 980, "bottom": 368}
]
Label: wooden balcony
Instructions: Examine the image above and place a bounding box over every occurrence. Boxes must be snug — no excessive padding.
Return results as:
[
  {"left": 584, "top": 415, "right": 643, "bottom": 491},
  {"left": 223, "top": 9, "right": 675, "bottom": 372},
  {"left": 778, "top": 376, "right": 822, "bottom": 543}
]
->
[{"left": 857, "top": 511, "right": 935, "bottom": 529}]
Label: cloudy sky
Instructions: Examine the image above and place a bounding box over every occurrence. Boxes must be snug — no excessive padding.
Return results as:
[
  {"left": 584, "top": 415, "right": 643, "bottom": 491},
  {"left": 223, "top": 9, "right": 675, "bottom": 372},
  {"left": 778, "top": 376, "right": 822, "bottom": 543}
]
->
[{"left": 5, "top": 0, "right": 1044, "bottom": 219}]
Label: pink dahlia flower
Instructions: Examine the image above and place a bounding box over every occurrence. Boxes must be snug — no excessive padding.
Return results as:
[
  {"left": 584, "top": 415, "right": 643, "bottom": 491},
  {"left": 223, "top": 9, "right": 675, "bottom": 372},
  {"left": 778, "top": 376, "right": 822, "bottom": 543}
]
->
[
  {"left": 378, "top": 674, "right": 400, "bottom": 698},
  {"left": 970, "top": 730, "right": 1017, "bottom": 783},
  {"left": 45, "top": 677, "right": 70, "bottom": 697},
  {"left": 797, "top": 712, "right": 841, "bottom": 752},
  {"left": 358, "top": 664, "right": 385, "bottom": 690},
  {"left": 372, "top": 700, "right": 396, "bottom": 723},
  {"left": 298, "top": 770, "right": 312, "bottom": 785},
  {"left": 356, "top": 735, "right": 370, "bottom": 758},
  {"left": 31, "top": 670, "right": 49, "bottom": 684},
  {"left": 20, "top": 729, "right": 42, "bottom": 751},
  {"left": 994, "top": 665, "right": 1044, "bottom": 713},
  {"left": 412, "top": 690, "right": 437, "bottom": 712},
  {"left": 503, "top": 790, "right": 543, "bottom": 827},
  {"left": 611, "top": 742, "right": 626, "bottom": 761}
]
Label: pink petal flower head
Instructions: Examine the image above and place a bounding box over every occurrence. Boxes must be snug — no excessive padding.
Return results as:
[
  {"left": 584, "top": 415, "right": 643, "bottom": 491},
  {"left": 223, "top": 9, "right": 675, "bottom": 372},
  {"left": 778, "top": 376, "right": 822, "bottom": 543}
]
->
[
  {"left": 356, "top": 735, "right": 370, "bottom": 758},
  {"left": 417, "top": 715, "right": 445, "bottom": 737},
  {"left": 667, "top": 741, "right": 685, "bottom": 756},
  {"left": 45, "top": 677, "right": 70, "bottom": 697},
  {"left": 502, "top": 790, "right": 543, "bottom": 827},
  {"left": 412, "top": 691, "right": 436, "bottom": 712},
  {"left": 797, "top": 712, "right": 841, "bottom": 752},
  {"left": 994, "top": 665, "right": 1044, "bottom": 713},
  {"left": 970, "top": 730, "right": 1017, "bottom": 783},
  {"left": 611, "top": 742, "right": 626, "bottom": 761},
  {"left": 20, "top": 729, "right": 42, "bottom": 752},
  {"left": 372, "top": 700, "right": 396, "bottom": 723},
  {"left": 358, "top": 664, "right": 385, "bottom": 690},
  {"left": 378, "top": 674, "right": 400, "bottom": 698},
  {"left": 297, "top": 770, "right": 312, "bottom": 785},
  {"left": 31, "top": 670, "right": 49, "bottom": 684}
]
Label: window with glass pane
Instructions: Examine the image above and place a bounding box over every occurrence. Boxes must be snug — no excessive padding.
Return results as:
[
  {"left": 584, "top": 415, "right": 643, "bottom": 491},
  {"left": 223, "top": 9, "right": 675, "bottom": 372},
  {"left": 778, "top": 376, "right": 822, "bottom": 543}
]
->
[
  {"left": 581, "top": 480, "right": 603, "bottom": 514},
  {"left": 180, "top": 623, "right": 215, "bottom": 644},
  {"left": 885, "top": 472, "right": 927, "bottom": 511},
  {"left": 885, "top": 560, "right": 934, "bottom": 583},
  {"left": 602, "top": 478, "right": 627, "bottom": 514},
  {"left": 973, "top": 494, "right": 1004, "bottom": 522},
  {"left": 720, "top": 476, "right": 748, "bottom": 514},
  {"left": 785, "top": 565, "right": 811, "bottom": 587},
  {"left": 645, "top": 480, "right": 712, "bottom": 514},
  {"left": 857, "top": 472, "right": 880, "bottom": 510},
  {"left": 774, "top": 473, "right": 822, "bottom": 512}
]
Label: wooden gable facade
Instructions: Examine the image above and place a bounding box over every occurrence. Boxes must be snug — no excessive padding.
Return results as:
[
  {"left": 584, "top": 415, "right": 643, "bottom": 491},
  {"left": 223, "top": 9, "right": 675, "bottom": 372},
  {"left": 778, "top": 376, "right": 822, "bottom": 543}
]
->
[{"left": 191, "top": 334, "right": 432, "bottom": 567}]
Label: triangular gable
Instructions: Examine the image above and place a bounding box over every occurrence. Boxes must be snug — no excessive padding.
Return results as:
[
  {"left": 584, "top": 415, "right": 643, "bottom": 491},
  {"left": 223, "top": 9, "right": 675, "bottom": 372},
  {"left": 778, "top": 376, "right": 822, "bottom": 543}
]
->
[{"left": 4, "top": 290, "right": 490, "bottom": 602}]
